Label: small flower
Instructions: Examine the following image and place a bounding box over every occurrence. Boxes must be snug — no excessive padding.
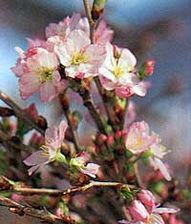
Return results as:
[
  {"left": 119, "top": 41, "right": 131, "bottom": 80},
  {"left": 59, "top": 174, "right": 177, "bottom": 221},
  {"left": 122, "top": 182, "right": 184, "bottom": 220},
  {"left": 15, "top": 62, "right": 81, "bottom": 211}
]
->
[
  {"left": 12, "top": 46, "right": 66, "bottom": 102},
  {"left": 24, "top": 121, "right": 68, "bottom": 175},
  {"left": 45, "top": 13, "right": 89, "bottom": 40},
  {"left": 99, "top": 43, "right": 147, "bottom": 98},
  {"left": 55, "top": 30, "right": 106, "bottom": 79},
  {"left": 125, "top": 121, "right": 160, "bottom": 154},
  {"left": 127, "top": 191, "right": 179, "bottom": 224},
  {"left": 70, "top": 152, "right": 100, "bottom": 178},
  {"left": 94, "top": 20, "right": 114, "bottom": 44}
]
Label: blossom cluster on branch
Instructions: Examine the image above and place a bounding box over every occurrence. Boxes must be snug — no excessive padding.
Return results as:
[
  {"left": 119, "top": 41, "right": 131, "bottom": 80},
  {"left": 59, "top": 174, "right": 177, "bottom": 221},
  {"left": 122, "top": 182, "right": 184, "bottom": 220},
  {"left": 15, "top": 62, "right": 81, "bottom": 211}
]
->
[{"left": 0, "top": 0, "right": 189, "bottom": 224}]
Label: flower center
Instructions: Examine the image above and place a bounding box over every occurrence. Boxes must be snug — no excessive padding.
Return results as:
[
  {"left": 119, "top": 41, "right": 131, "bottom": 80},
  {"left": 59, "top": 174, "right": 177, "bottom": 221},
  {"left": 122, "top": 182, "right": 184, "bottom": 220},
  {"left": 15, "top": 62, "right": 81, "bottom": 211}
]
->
[
  {"left": 71, "top": 51, "right": 89, "bottom": 65},
  {"left": 114, "top": 66, "right": 124, "bottom": 78},
  {"left": 38, "top": 67, "right": 53, "bottom": 83}
]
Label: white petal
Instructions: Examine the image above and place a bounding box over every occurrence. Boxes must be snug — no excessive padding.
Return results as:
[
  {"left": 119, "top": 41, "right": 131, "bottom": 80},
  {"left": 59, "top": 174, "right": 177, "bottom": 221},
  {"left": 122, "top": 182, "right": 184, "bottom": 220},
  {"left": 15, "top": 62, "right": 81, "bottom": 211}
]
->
[{"left": 153, "top": 158, "right": 172, "bottom": 181}]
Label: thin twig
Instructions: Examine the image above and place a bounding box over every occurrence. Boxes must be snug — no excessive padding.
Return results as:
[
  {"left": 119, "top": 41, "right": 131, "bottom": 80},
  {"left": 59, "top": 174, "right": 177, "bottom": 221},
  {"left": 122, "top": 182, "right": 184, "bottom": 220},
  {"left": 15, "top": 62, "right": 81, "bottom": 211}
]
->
[
  {"left": 59, "top": 94, "right": 80, "bottom": 152},
  {"left": 83, "top": 0, "right": 95, "bottom": 41},
  {"left": 0, "top": 195, "right": 72, "bottom": 224},
  {"left": 4, "top": 180, "right": 135, "bottom": 196},
  {"left": 82, "top": 0, "right": 116, "bottom": 132},
  {"left": 0, "top": 91, "right": 45, "bottom": 135}
]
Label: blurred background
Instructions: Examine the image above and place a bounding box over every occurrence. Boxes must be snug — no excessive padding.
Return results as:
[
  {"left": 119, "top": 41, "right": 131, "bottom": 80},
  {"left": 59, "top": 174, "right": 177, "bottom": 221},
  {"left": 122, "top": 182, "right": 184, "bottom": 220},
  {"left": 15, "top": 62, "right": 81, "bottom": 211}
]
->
[{"left": 0, "top": 0, "right": 191, "bottom": 223}]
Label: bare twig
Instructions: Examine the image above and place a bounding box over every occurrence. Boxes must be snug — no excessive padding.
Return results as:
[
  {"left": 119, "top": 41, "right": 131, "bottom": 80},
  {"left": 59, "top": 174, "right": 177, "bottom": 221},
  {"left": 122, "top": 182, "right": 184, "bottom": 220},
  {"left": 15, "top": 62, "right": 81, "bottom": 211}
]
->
[
  {"left": 0, "top": 195, "right": 71, "bottom": 224},
  {"left": 4, "top": 180, "right": 135, "bottom": 196}
]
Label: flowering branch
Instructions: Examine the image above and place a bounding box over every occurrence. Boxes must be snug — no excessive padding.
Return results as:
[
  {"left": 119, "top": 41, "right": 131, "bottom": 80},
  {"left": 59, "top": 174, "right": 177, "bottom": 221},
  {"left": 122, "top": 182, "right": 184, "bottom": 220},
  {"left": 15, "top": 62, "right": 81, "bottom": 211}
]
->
[{"left": 82, "top": 0, "right": 116, "bottom": 131}]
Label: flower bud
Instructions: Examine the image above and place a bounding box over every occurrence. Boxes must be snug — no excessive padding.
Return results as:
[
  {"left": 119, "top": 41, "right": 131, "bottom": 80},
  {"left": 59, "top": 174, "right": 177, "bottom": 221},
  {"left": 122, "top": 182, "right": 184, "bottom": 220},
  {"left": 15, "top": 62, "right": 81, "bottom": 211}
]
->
[
  {"left": 129, "top": 200, "right": 149, "bottom": 222},
  {"left": 107, "top": 134, "right": 114, "bottom": 147},
  {"left": 137, "top": 190, "right": 156, "bottom": 212}
]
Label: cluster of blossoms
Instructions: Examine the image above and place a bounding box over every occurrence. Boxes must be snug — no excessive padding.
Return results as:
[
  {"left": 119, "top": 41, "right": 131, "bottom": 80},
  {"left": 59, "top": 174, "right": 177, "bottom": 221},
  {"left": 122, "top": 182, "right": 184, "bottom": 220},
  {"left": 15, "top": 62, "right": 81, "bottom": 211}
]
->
[
  {"left": 12, "top": 13, "right": 151, "bottom": 102},
  {"left": 120, "top": 190, "right": 178, "bottom": 224},
  {"left": 6, "top": 7, "right": 185, "bottom": 224},
  {"left": 24, "top": 120, "right": 100, "bottom": 178},
  {"left": 125, "top": 121, "right": 171, "bottom": 181}
]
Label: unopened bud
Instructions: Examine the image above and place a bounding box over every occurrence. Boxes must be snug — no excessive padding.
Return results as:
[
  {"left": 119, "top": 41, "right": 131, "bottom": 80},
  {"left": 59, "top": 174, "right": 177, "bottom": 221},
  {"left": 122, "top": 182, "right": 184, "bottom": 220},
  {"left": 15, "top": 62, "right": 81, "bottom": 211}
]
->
[
  {"left": 139, "top": 60, "right": 155, "bottom": 78},
  {"left": 96, "top": 134, "right": 107, "bottom": 145},
  {"left": 91, "top": 0, "right": 107, "bottom": 21},
  {"left": 107, "top": 134, "right": 114, "bottom": 147},
  {"left": 37, "top": 115, "right": 47, "bottom": 130}
]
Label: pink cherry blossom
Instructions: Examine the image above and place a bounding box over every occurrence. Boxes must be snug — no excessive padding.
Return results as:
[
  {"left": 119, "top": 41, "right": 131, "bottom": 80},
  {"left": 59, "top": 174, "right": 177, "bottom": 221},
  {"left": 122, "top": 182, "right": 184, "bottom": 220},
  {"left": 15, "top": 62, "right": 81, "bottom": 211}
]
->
[
  {"left": 125, "top": 121, "right": 160, "bottom": 154},
  {"left": 127, "top": 191, "right": 179, "bottom": 224},
  {"left": 94, "top": 20, "right": 114, "bottom": 44},
  {"left": 12, "top": 46, "right": 66, "bottom": 102},
  {"left": 99, "top": 43, "right": 147, "bottom": 98},
  {"left": 45, "top": 13, "right": 89, "bottom": 40},
  {"left": 24, "top": 121, "right": 68, "bottom": 175},
  {"left": 55, "top": 30, "right": 106, "bottom": 79}
]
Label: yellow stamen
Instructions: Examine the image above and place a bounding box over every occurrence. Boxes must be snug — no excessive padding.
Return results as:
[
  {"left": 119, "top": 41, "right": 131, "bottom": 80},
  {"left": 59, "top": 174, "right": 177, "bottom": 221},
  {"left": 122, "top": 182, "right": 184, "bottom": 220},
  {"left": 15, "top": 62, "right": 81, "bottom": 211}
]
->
[
  {"left": 71, "top": 51, "right": 89, "bottom": 65},
  {"left": 38, "top": 67, "right": 53, "bottom": 83}
]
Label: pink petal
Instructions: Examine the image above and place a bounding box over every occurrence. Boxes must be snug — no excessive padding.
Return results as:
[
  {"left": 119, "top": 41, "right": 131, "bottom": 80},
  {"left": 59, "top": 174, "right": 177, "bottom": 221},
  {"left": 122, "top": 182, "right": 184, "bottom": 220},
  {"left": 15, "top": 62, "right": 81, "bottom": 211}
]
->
[
  {"left": 40, "top": 81, "right": 57, "bottom": 103},
  {"left": 24, "top": 150, "right": 48, "bottom": 166}
]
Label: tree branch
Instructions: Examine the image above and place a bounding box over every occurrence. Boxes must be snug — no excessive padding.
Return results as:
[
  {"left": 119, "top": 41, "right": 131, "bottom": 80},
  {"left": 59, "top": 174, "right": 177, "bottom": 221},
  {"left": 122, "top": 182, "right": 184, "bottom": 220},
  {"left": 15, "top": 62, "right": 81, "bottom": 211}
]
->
[
  {"left": 0, "top": 91, "right": 45, "bottom": 135},
  {"left": 0, "top": 195, "right": 72, "bottom": 224}
]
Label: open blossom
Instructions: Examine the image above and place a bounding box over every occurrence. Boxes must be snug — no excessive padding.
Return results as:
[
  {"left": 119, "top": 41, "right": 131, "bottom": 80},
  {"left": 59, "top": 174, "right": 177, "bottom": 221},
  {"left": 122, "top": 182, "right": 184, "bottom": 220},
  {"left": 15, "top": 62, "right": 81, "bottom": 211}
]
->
[
  {"left": 125, "top": 121, "right": 160, "bottom": 154},
  {"left": 46, "top": 13, "right": 113, "bottom": 45},
  {"left": 45, "top": 13, "right": 89, "bottom": 40},
  {"left": 24, "top": 121, "right": 68, "bottom": 175},
  {"left": 99, "top": 43, "right": 147, "bottom": 98},
  {"left": 55, "top": 29, "right": 106, "bottom": 79},
  {"left": 70, "top": 152, "right": 100, "bottom": 178},
  {"left": 94, "top": 20, "right": 114, "bottom": 44},
  {"left": 126, "top": 191, "right": 179, "bottom": 224},
  {"left": 12, "top": 46, "right": 66, "bottom": 102}
]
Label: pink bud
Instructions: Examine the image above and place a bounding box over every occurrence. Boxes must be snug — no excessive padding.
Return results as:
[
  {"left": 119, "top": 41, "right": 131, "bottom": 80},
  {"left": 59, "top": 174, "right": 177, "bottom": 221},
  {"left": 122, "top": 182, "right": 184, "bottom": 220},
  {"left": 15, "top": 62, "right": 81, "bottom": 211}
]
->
[
  {"left": 115, "top": 130, "right": 122, "bottom": 139},
  {"left": 129, "top": 200, "right": 149, "bottom": 222},
  {"left": 97, "top": 134, "right": 107, "bottom": 145},
  {"left": 137, "top": 190, "right": 156, "bottom": 212},
  {"left": 146, "top": 60, "right": 155, "bottom": 76},
  {"left": 107, "top": 135, "right": 115, "bottom": 147}
]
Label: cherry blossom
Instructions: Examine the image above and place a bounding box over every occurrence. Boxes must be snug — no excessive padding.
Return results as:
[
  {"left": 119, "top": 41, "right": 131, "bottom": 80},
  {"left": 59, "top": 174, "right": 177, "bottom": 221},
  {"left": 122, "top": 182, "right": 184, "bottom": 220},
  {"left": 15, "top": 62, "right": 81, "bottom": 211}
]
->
[
  {"left": 24, "top": 121, "right": 68, "bottom": 175},
  {"left": 99, "top": 43, "right": 147, "bottom": 98},
  {"left": 12, "top": 46, "right": 66, "bottom": 102},
  {"left": 55, "top": 29, "right": 106, "bottom": 79},
  {"left": 125, "top": 121, "right": 160, "bottom": 154},
  {"left": 125, "top": 190, "right": 179, "bottom": 224},
  {"left": 70, "top": 152, "right": 100, "bottom": 178}
]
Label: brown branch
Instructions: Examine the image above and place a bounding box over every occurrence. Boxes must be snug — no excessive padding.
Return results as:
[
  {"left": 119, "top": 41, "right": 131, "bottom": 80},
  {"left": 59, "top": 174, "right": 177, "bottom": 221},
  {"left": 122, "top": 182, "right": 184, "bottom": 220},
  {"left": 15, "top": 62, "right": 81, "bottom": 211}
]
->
[
  {"left": 0, "top": 91, "right": 45, "bottom": 135},
  {"left": 83, "top": 0, "right": 95, "bottom": 42},
  {"left": 59, "top": 94, "right": 80, "bottom": 152},
  {"left": 0, "top": 195, "right": 71, "bottom": 224},
  {"left": 82, "top": 0, "right": 116, "bottom": 132},
  {"left": 3, "top": 180, "right": 135, "bottom": 196}
]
